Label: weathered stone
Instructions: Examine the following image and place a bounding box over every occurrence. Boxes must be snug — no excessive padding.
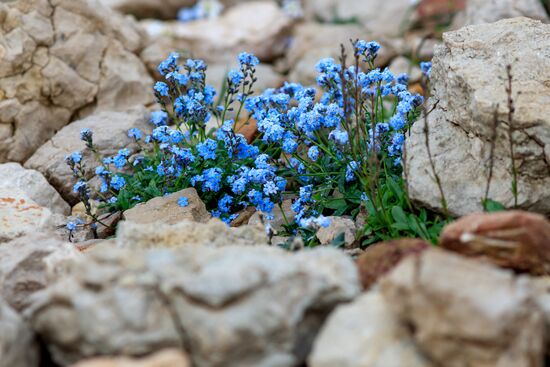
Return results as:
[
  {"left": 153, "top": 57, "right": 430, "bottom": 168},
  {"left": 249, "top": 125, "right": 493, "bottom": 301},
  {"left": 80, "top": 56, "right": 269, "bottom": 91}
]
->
[
  {"left": 405, "top": 18, "right": 550, "bottom": 216},
  {"left": 140, "top": 1, "right": 293, "bottom": 65},
  {"left": 99, "top": 0, "right": 195, "bottom": 19},
  {"left": 26, "top": 245, "right": 360, "bottom": 366},
  {"left": 356, "top": 239, "right": 429, "bottom": 289},
  {"left": 248, "top": 198, "right": 294, "bottom": 232},
  {"left": 0, "top": 162, "right": 70, "bottom": 215},
  {"left": 309, "top": 292, "right": 434, "bottom": 367},
  {"left": 0, "top": 0, "right": 153, "bottom": 163},
  {"left": 440, "top": 211, "right": 550, "bottom": 275},
  {"left": 316, "top": 216, "right": 356, "bottom": 247},
  {"left": 123, "top": 188, "right": 211, "bottom": 225},
  {"left": 25, "top": 107, "right": 151, "bottom": 205},
  {"left": 0, "top": 233, "right": 80, "bottom": 312},
  {"left": 380, "top": 249, "right": 546, "bottom": 367},
  {"left": 116, "top": 218, "right": 267, "bottom": 249},
  {"left": 0, "top": 297, "right": 39, "bottom": 367},
  {"left": 0, "top": 188, "right": 53, "bottom": 243},
  {"left": 463, "top": 0, "right": 549, "bottom": 26},
  {"left": 71, "top": 349, "right": 191, "bottom": 367}
]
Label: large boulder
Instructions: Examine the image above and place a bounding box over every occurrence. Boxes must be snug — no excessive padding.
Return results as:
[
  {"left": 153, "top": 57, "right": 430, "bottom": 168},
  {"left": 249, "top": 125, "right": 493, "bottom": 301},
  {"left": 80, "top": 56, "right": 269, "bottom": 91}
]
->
[
  {"left": 100, "top": 0, "right": 195, "bottom": 19},
  {"left": 405, "top": 17, "right": 550, "bottom": 216},
  {"left": 26, "top": 245, "right": 360, "bottom": 366},
  {"left": 0, "top": 297, "right": 39, "bottom": 367},
  {"left": 0, "top": 0, "right": 153, "bottom": 163},
  {"left": 72, "top": 349, "right": 191, "bottom": 367},
  {"left": 0, "top": 233, "right": 80, "bottom": 312},
  {"left": 380, "top": 249, "right": 545, "bottom": 367},
  {"left": 140, "top": 1, "right": 294, "bottom": 65},
  {"left": 0, "top": 163, "right": 70, "bottom": 215},
  {"left": 25, "top": 107, "right": 151, "bottom": 205},
  {"left": 0, "top": 188, "right": 53, "bottom": 243}
]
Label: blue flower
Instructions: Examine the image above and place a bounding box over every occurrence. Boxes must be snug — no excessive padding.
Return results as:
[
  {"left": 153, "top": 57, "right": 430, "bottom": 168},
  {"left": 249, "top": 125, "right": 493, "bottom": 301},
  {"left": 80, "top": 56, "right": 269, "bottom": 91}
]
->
[
  {"left": 178, "top": 197, "right": 189, "bottom": 207},
  {"left": 329, "top": 129, "right": 349, "bottom": 145},
  {"left": 197, "top": 138, "right": 217, "bottom": 160},
  {"left": 73, "top": 180, "right": 87, "bottom": 193},
  {"left": 66, "top": 221, "right": 77, "bottom": 231},
  {"left": 345, "top": 161, "right": 358, "bottom": 182},
  {"left": 307, "top": 146, "right": 320, "bottom": 161},
  {"left": 420, "top": 62, "right": 432, "bottom": 77},
  {"left": 110, "top": 175, "right": 126, "bottom": 190},
  {"left": 150, "top": 111, "right": 168, "bottom": 126},
  {"left": 218, "top": 194, "right": 233, "bottom": 213},
  {"left": 154, "top": 82, "right": 169, "bottom": 97},
  {"left": 231, "top": 176, "right": 248, "bottom": 195},
  {"left": 80, "top": 128, "right": 93, "bottom": 142},
  {"left": 201, "top": 168, "right": 223, "bottom": 192},
  {"left": 67, "top": 151, "right": 82, "bottom": 164},
  {"left": 389, "top": 114, "right": 406, "bottom": 131},
  {"left": 128, "top": 128, "right": 142, "bottom": 141},
  {"left": 263, "top": 181, "right": 278, "bottom": 196},
  {"left": 282, "top": 138, "right": 298, "bottom": 154},
  {"left": 158, "top": 52, "right": 180, "bottom": 76},
  {"left": 227, "top": 69, "right": 244, "bottom": 87},
  {"left": 238, "top": 52, "right": 259, "bottom": 68}
]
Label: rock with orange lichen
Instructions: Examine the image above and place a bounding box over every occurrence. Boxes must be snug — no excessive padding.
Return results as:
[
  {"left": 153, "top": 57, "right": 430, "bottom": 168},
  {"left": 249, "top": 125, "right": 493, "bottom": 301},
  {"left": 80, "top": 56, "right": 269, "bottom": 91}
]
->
[{"left": 0, "top": 188, "right": 54, "bottom": 243}]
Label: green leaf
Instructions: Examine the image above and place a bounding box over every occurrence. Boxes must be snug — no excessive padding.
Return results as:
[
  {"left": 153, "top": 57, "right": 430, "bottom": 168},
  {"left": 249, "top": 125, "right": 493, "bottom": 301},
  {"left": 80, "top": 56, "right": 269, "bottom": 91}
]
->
[
  {"left": 391, "top": 206, "right": 408, "bottom": 225},
  {"left": 324, "top": 199, "right": 348, "bottom": 210},
  {"left": 482, "top": 199, "right": 506, "bottom": 213}
]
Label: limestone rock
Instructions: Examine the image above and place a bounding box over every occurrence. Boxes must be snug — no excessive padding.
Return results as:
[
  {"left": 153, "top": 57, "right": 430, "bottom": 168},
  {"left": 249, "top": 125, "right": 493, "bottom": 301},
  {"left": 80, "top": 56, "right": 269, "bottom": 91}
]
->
[
  {"left": 309, "top": 292, "right": 434, "bottom": 367},
  {"left": 116, "top": 218, "right": 268, "bottom": 249},
  {"left": 0, "top": 188, "right": 53, "bottom": 243},
  {"left": 0, "top": 233, "right": 80, "bottom": 312},
  {"left": 71, "top": 349, "right": 191, "bottom": 367},
  {"left": 0, "top": 297, "right": 39, "bottom": 367},
  {"left": 463, "top": 0, "right": 549, "bottom": 26},
  {"left": 140, "top": 1, "right": 294, "bottom": 65},
  {"left": 0, "top": 163, "right": 70, "bottom": 215},
  {"left": 405, "top": 18, "right": 550, "bottom": 216},
  {"left": 123, "top": 188, "right": 211, "bottom": 225},
  {"left": 356, "top": 239, "right": 429, "bottom": 289},
  {"left": 0, "top": 0, "right": 153, "bottom": 163},
  {"left": 380, "top": 249, "right": 546, "bottom": 367},
  {"left": 315, "top": 216, "right": 356, "bottom": 247},
  {"left": 440, "top": 211, "right": 550, "bottom": 275},
  {"left": 100, "top": 0, "right": 195, "bottom": 19},
  {"left": 25, "top": 107, "right": 151, "bottom": 205},
  {"left": 26, "top": 245, "right": 360, "bottom": 366}
]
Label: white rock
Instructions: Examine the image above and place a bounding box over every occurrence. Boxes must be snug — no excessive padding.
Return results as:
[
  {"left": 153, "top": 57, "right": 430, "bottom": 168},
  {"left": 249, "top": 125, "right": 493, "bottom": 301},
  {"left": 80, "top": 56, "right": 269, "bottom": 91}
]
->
[
  {"left": 316, "top": 216, "right": 356, "bottom": 247},
  {"left": 463, "top": 0, "right": 549, "bottom": 26},
  {"left": 0, "top": 188, "right": 53, "bottom": 243},
  {"left": 26, "top": 245, "right": 360, "bottom": 366},
  {"left": 405, "top": 18, "right": 550, "bottom": 216},
  {"left": 25, "top": 107, "right": 151, "bottom": 205},
  {"left": 0, "top": 163, "right": 70, "bottom": 215},
  {"left": 309, "top": 292, "right": 434, "bottom": 367},
  {"left": 0, "top": 0, "right": 153, "bottom": 163},
  {"left": 0, "top": 297, "right": 39, "bottom": 367}
]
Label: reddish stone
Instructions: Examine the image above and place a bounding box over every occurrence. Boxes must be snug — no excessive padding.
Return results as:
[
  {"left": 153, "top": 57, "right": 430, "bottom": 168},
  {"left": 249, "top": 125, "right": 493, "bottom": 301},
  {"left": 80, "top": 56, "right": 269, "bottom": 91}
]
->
[
  {"left": 235, "top": 118, "right": 259, "bottom": 143},
  {"left": 356, "top": 238, "right": 430, "bottom": 289},
  {"left": 417, "top": 0, "right": 466, "bottom": 18},
  {"left": 440, "top": 211, "right": 550, "bottom": 275}
]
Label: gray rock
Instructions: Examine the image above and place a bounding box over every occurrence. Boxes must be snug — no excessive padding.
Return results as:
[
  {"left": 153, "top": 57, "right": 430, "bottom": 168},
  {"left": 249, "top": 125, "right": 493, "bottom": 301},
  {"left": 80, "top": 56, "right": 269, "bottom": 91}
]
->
[
  {"left": 0, "top": 0, "right": 153, "bottom": 163},
  {"left": 0, "top": 188, "right": 53, "bottom": 243},
  {"left": 0, "top": 297, "right": 39, "bottom": 367},
  {"left": 100, "top": 0, "right": 195, "bottom": 19},
  {"left": 380, "top": 249, "right": 546, "bottom": 367},
  {"left": 309, "top": 292, "right": 433, "bottom": 367},
  {"left": 116, "top": 218, "right": 268, "bottom": 249},
  {"left": 405, "top": 18, "right": 550, "bottom": 216},
  {"left": 316, "top": 216, "right": 356, "bottom": 247},
  {"left": 140, "top": 1, "right": 294, "bottom": 65},
  {"left": 463, "top": 0, "right": 549, "bottom": 26},
  {"left": 26, "top": 245, "right": 360, "bottom": 366},
  {"left": 123, "top": 188, "right": 211, "bottom": 225},
  {"left": 0, "top": 233, "right": 80, "bottom": 312},
  {"left": 25, "top": 107, "right": 151, "bottom": 205},
  {"left": 0, "top": 163, "right": 70, "bottom": 215}
]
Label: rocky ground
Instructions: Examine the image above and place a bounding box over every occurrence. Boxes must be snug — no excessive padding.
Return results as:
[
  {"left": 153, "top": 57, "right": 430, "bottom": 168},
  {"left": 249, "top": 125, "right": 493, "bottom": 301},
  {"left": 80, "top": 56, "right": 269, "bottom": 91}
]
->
[{"left": 1, "top": 0, "right": 550, "bottom": 366}]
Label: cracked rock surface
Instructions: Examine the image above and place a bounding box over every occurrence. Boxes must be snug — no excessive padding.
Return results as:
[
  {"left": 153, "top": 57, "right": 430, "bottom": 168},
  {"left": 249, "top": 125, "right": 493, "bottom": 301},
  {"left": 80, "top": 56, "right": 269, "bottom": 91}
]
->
[
  {"left": 25, "top": 245, "right": 360, "bottom": 366},
  {"left": 405, "top": 17, "right": 550, "bottom": 216},
  {"left": 0, "top": 0, "right": 153, "bottom": 163}
]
